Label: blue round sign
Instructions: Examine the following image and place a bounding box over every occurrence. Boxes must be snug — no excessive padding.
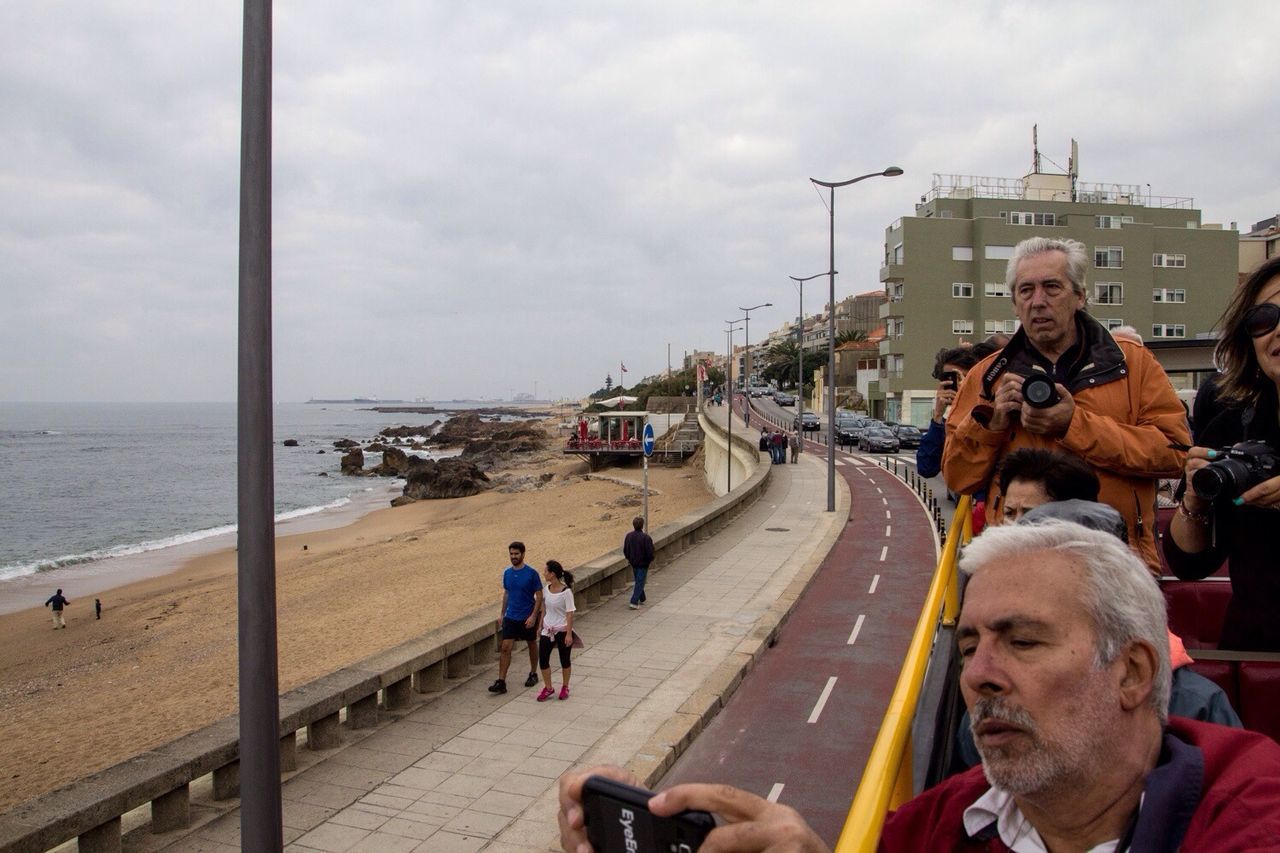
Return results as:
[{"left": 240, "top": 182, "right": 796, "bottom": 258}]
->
[{"left": 642, "top": 423, "right": 656, "bottom": 457}]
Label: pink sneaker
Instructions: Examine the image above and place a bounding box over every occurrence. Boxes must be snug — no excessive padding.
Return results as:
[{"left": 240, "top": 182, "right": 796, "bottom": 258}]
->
[
  {"left": 558, "top": 685, "right": 570, "bottom": 700},
  {"left": 536, "top": 686, "right": 555, "bottom": 702}
]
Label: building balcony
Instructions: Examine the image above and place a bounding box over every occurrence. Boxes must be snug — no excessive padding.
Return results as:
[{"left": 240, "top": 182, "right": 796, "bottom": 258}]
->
[{"left": 879, "top": 262, "right": 905, "bottom": 282}]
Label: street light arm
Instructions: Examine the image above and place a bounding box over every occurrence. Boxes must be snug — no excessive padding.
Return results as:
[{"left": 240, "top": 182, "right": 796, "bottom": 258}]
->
[
  {"left": 737, "top": 302, "right": 773, "bottom": 312},
  {"left": 789, "top": 272, "right": 833, "bottom": 283},
  {"left": 810, "top": 167, "right": 903, "bottom": 189}
]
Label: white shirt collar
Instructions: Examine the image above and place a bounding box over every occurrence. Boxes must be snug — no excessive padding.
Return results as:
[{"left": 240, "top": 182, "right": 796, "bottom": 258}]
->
[{"left": 963, "top": 786, "right": 1120, "bottom": 853}]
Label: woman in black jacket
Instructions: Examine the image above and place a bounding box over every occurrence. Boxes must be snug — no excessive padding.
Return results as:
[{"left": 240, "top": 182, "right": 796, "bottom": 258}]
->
[{"left": 1164, "top": 255, "right": 1280, "bottom": 650}]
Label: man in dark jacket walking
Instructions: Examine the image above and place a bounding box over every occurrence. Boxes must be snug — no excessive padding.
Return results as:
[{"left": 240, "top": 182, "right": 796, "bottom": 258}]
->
[
  {"left": 623, "top": 516, "right": 655, "bottom": 610},
  {"left": 45, "top": 588, "right": 69, "bottom": 629}
]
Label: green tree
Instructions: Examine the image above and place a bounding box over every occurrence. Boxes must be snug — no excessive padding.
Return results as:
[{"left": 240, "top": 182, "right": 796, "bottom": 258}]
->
[{"left": 834, "top": 329, "right": 868, "bottom": 346}]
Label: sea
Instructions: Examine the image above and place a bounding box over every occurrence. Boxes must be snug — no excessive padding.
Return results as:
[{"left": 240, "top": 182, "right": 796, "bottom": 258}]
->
[{"left": 0, "top": 401, "right": 486, "bottom": 614}]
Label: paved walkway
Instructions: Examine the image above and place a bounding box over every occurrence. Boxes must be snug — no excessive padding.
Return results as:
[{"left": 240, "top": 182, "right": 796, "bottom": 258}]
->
[{"left": 166, "top": 413, "right": 847, "bottom": 852}]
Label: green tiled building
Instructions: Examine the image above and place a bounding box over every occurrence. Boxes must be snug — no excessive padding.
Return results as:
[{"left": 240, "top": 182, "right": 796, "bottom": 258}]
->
[{"left": 873, "top": 169, "right": 1238, "bottom": 425}]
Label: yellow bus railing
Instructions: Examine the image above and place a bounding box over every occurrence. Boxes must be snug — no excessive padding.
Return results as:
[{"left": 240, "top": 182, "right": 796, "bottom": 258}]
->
[{"left": 834, "top": 496, "right": 973, "bottom": 853}]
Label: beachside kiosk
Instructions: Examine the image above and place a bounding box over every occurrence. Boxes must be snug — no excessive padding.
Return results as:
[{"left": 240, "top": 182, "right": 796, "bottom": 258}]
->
[{"left": 564, "top": 402, "right": 649, "bottom": 471}]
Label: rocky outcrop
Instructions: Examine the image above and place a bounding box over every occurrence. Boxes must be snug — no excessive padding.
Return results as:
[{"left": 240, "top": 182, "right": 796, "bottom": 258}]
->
[
  {"left": 334, "top": 438, "right": 359, "bottom": 449},
  {"left": 370, "top": 446, "right": 412, "bottom": 477},
  {"left": 389, "top": 495, "right": 418, "bottom": 507},
  {"left": 402, "top": 458, "right": 490, "bottom": 499},
  {"left": 340, "top": 448, "right": 365, "bottom": 474},
  {"left": 282, "top": 439, "right": 299, "bottom": 447}
]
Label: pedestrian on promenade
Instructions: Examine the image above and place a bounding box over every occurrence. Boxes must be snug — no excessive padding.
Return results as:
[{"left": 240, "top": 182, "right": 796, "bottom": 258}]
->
[
  {"left": 790, "top": 430, "right": 800, "bottom": 463},
  {"left": 770, "top": 429, "right": 786, "bottom": 464},
  {"left": 489, "top": 541, "right": 543, "bottom": 695},
  {"left": 536, "top": 560, "right": 576, "bottom": 702},
  {"left": 95, "top": 598, "right": 102, "bottom": 620},
  {"left": 758, "top": 427, "right": 769, "bottom": 455},
  {"left": 623, "top": 516, "right": 655, "bottom": 610},
  {"left": 45, "top": 589, "right": 70, "bottom": 629}
]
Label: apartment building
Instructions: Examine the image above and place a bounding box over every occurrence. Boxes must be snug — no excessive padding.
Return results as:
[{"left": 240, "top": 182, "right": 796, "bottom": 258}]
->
[{"left": 873, "top": 166, "right": 1238, "bottom": 425}]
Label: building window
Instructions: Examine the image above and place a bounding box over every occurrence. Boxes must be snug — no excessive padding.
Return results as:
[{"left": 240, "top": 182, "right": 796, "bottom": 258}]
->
[
  {"left": 1093, "top": 282, "right": 1124, "bottom": 305},
  {"left": 952, "top": 246, "right": 973, "bottom": 261},
  {"left": 890, "top": 282, "right": 904, "bottom": 301},
  {"left": 1094, "top": 246, "right": 1124, "bottom": 268},
  {"left": 984, "top": 319, "right": 1019, "bottom": 335},
  {"left": 1007, "top": 211, "right": 1057, "bottom": 226},
  {"left": 986, "top": 245, "right": 1015, "bottom": 260},
  {"left": 984, "top": 282, "right": 1010, "bottom": 298},
  {"left": 952, "top": 320, "right": 974, "bottom": 335},
  {"left": 1153, "top": 252, "right": 1187, "bottom": 268},
  {"left": 892, "top": 243, "right": 905, "bottom": 264},
  {"left": 1151, "top": 324, "right": 1186, "bottom": 338},
  {"left": 1095, "top": 215, "right": 1135, "bottom": 229},
  {"left": 1153, "top": 288, "right": 1186, "bottom": 303},
  {"left": 939, "top": 210, "right": 954, "bottom": 219},
  {"left": 952, "top": 282, "right": 974, "bottom": 298},
  {"left": 1102, "top": 318, "right": 1126, "bottom": 330}
]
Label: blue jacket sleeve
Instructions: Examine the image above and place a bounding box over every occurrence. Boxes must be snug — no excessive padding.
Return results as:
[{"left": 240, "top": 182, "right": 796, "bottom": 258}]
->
[{"left": 916, "top": 420, "right": 945, "bottom": 478}]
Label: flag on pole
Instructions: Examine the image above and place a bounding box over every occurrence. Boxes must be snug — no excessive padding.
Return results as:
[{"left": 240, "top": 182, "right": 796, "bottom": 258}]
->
[{"left": 621, "top": 363, "right": 628, "bottom": 372}]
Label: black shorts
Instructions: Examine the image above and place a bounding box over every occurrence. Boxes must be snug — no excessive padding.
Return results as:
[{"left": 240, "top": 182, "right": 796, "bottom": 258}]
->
[{"left": 501, "top": 617, "right": 537, "bottom": 642}]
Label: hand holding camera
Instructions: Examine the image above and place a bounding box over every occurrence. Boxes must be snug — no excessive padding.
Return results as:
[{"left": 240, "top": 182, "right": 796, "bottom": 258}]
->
[{"left": 1188, "top": 441, "right": 1280, "bottom": 507}]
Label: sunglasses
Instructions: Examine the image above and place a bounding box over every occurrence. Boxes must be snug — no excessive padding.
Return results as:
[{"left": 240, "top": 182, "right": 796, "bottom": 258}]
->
[{"left": 1245, "top": 302, "right": 1280, "bottom": 338}]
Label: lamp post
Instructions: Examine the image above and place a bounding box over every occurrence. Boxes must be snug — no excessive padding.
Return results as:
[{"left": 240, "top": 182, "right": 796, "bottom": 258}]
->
[
  {"left": 725, "top": 319, "right": 744, "bottom": 494},
  {"left": 810, "top": 166, "right": 903, "bottom": 512},
  {"left": 738, "top": 302, "right": 772, "bottom": 401},
  {"left": 789, "top": 273, "right": 831, "bottom": 455}
]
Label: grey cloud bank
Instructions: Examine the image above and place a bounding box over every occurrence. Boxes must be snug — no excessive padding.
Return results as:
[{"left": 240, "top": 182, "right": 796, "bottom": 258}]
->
[{"left": 2, "top": 2, "right": 1276, "bottom": 402}]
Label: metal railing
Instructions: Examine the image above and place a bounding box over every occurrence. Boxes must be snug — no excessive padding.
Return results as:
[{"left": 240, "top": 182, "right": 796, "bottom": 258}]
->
[{"left": 834, "top": 495, "right": 973, "bottom": 853}]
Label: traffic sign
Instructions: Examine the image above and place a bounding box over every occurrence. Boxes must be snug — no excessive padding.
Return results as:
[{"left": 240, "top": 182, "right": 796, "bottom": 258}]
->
[{"left": 642, "top": 423, "right": 655, "bottom": 457}]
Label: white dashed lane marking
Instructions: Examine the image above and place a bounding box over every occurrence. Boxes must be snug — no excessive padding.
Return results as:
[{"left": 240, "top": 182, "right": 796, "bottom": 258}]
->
[
  {"left": 768, "top": 783, "right": 785, "bottom": 803},
  {"left": 808, "top": 677, "right": 838, "bottom": 723},
  {"left": 869, "top": 574, "right": 881, "bottom": 593},
  {"left": 847, "top": 614, "right": 866, "bottom": 645}
]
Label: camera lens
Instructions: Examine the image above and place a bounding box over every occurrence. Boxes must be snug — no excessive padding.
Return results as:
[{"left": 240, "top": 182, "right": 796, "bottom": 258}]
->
[
  {"left": 1022, "top": 375, "right": 1059, "bottom": 409},
  {"left": 1192, "top": 460, "right": 1247, "bottom": 502}
]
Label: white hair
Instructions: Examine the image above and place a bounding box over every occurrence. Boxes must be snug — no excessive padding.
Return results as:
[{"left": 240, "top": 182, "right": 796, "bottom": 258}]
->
[
  {"left": 1110, "top": 325, "right": 1144, "bottom": 345},
  {"left": 960, "top": 520, "right": 1171, "bottom": 722},
  {"left": 1005, "top": 236, "right": 1090, "bottom": 301}
]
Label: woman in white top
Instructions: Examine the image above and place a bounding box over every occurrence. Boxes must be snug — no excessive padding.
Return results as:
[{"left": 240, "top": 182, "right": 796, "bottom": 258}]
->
[{"left": 536, "top": 560, "right": 576, "bottom": 701}]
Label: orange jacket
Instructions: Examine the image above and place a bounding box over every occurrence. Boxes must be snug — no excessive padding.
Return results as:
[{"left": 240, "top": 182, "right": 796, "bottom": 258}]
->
[{"left": 942, "top": 328, "right": 1189, "bottom": 571}]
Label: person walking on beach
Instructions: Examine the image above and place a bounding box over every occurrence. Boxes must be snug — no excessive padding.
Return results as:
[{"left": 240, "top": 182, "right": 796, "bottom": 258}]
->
[
  {"left": 95, "top": 598, "right": 102, "bottom": 620},
  {"left": 536, "top": 560, "right": 576, "bottom": 702},
  {"left": 623, "top": 516, "right": 655, "bottom": 610},
  {"left": 45, "top": 589, "right": 69, "bottom": 629},
  {"left": 489, "top": 541, "right": 543, "bottom": 695}
]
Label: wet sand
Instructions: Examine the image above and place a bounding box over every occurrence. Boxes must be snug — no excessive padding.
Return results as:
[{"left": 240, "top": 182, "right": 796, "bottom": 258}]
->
[{"left": 0, "top": 452, "right": 713, "bottom": 810}]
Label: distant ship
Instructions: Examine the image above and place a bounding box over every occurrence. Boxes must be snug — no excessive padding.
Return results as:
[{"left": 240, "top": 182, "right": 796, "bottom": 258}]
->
[{"left": 306, "top": 397, "right": 405, "bottom": 404}]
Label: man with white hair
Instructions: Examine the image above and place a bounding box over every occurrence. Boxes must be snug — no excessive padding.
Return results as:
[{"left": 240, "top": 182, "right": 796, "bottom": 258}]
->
[
  {"left": 879, "top": 521, "right": 1280, "bottom": 850},
  {"left": 942, "top": 236, "right": 1190, "bottom": 571}
]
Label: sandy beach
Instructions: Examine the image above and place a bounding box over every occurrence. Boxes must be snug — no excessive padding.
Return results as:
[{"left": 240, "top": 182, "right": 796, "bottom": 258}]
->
[{"left": 0, "top": 446, "right": 713, "bottom": 811}]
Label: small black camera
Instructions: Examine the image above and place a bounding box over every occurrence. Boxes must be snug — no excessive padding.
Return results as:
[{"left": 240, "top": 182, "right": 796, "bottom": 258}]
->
[
  {"left": 1191, "top": 441, "right": 1280, "bottom": 503},
  {"left": 1022, "top": 374, "right": 1060, "bottom": 409}
]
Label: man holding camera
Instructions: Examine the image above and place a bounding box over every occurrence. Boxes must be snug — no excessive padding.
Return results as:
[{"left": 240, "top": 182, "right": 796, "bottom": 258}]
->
[{"left": 942, "top": 236, "right": 1189, "bottom": 571}]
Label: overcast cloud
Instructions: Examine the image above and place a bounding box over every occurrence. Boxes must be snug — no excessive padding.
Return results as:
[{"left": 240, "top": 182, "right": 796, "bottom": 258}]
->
[{"left": 2, "top": 1, "right": 1277, "bottom": 402}]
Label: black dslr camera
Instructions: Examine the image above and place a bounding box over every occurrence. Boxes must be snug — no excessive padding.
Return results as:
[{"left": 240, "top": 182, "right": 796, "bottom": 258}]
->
[
  {"left": 1191, "top": 441, "right": 1280, "bottom": 503},
  {"left": 1022, "top": 374, "right": 1060, "bottom": 409}
]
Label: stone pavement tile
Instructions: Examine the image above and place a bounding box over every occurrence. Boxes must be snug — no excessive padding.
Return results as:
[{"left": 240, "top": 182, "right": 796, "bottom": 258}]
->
[
  {"left": 489, "top": 771, "right": 556, "bottom": 797},
  {"left": 436, "top": 736, "right": 490, "bottom": 758},
  {"left": 328, "top": 806, "right": 390, "bottom": 831},
  {"left": 298, "top": 782, "right": 362, "bottom": 811},
  {"left": 413, "top": 830, "right": 486, "bottom": 852},
  {"left": 281, "top": 800, "right": 337, "bottom": 831},
  {"left": 353, "top": 731, "right": 442, "bottom": 757},
  {"left": 433, "top": 771, "right": 495, "bottom": 798},
  {"left": 376, "top": 816, "right": 440, "bottom": 840},
  {"left": 491, "top": 815, "right": 558, "bottom": 851},
  {"left": 347, "top": 831, "right": 422, "bottom": 853},
  {"left": 330, "top": 746, "right": 418, "bottom": 774},
  {"left": 292, "top": 821, "right": 370, "bottom": 852},
  {"left": 418, "top": 788, "right": 475, "bottom": 809},
  {"left": 368, "top": 783, "right": 422, "bottom": 801},
  {"left": 164, "top": 837, "right": 241, "bottom": 853},
  {"left": 458, "top": 722, "right": 510, "bottom": 742},
  {"left": 359, "top": 792, "right": 415, "bottom": 811},
  {"left": 457, "top": 755, "right": 523, "bottom": 780},
  {"left": 413, "top": 750, "right": 472, "bottom": 772},
  {"left": 556, "top": 726, "right": 607, "bottom": 747},
  {"left": 477, "top": 741, "right": 536, "bottom": 762},
  {"left": 469, "top": 788, "right": 536, "bottom": 818},
  {"left": 385, "top": 766, "right": 451, "bottom": 792},
  {"left": 512, "top": 754, "right": 573, "bottom": 779},
  {"left": 442, "top": 807, "right": 513, "bottom": 837},
  {"left": 533, "top": 739, "right": 590, "bottom": 762},
  {"left": 403, "top": 796, "right": 464, "bottom": 821},
  {"left": 298, "top": 761, "right": 391, "bottom": 790},
  {"left": 193, "top": 812, "right": 241, "bottom": 846},
  {"left": 498, "top": 726, "right": 555, "bottom": 748}
]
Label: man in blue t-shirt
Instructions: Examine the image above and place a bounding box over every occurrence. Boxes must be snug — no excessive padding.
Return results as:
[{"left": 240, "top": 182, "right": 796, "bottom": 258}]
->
[{"left": 489, "top": 541, "right": 544, "bottom": 695}]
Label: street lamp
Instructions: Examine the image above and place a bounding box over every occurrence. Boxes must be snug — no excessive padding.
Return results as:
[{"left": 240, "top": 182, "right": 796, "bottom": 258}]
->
[
  {"left": 725, "top": 319, "right": 744, "bottom": 494},
  {"left": 738, "top": 302, "right": 772, "bottom": 400},
  {"left": 811, "top": 166, "right": 904, "bottom": 512},
  {"left": 789, "top": 272, "right": 832, "bottom": 454}
]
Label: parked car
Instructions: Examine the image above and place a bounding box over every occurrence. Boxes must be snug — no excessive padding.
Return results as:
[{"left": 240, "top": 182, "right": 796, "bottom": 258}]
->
[
  {"left": 858, "top": 427, "right": 900, "bottom": 453},
  {"left": 836, "top": 415, "right": 868, "bottom": 445},
  {"left": 794, "top": 411, "right": 821, "bottom": 431},
  {"left": 892, "top": 424, "right": 923, "bottom": 449},
  {"left": 773, "top": 391, "right": 796, "bottom": 406}
]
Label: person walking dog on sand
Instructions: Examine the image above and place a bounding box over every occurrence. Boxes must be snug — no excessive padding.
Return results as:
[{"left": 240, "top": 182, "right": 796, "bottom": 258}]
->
[
  {"left": 536, "top": 560, "right": 576, "bottom": 702},
  {"left": 45, "top": 588, "right": 69, "bottom": 629},
  {"left": 623, "top": 516, "right": 655, "bottom": 610},
  {"left": 489, "top": 541, "right": 543, "bottom": 695}
]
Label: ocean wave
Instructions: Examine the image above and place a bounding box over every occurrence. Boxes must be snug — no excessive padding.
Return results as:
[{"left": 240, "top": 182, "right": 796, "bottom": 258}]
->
[{"left": 0, "top": 497, "right": 357, "bottom": 583}]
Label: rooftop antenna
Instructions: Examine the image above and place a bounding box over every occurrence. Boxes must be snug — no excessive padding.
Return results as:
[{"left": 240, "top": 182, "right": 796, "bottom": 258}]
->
[
  {"left": 1070, "top": 138, "right": 1079, "bottom": 202},
  {"left": 1032, "top": 124, "right": 1041, "bottom": 173}
]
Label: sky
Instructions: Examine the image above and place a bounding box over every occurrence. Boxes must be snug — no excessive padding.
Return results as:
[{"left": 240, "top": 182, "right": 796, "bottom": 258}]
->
[{"left": 2, "top": 2, "right": 1277, "bottom": 403}]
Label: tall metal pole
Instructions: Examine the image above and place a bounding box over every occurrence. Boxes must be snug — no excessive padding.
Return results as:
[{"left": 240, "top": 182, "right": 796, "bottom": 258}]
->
[
  {"left": 810, "top": 167, "right": 904, "bottom": 513},
  {"left": 725, "top": 320, "right": 742, "bottom": 493},
  {"left": 790, "top": 273, "right": 828, "bottom": 458},
  {"left": 237, "top": 0, "right": 283, "bottom": 849}
]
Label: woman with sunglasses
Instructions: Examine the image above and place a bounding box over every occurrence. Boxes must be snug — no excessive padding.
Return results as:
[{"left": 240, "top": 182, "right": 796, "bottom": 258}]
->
[{"left": 1165, "top": 255, "right": 1280, "bottom": 651}]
